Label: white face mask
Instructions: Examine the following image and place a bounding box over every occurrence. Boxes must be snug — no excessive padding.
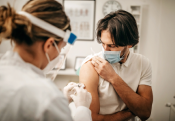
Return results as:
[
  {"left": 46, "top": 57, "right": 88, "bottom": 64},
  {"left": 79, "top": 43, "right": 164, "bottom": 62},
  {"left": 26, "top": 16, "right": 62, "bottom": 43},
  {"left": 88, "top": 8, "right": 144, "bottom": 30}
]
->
[{"left": 42, "top": 41, "right": 60, "bottom": 74}]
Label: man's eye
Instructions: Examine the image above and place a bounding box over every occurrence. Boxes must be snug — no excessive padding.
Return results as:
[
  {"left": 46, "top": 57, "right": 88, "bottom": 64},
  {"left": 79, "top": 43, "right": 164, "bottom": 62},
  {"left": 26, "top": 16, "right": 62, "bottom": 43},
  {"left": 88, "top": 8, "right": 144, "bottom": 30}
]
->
[{"left": 109, "top": 45, "right": 116, "bottom": 48}]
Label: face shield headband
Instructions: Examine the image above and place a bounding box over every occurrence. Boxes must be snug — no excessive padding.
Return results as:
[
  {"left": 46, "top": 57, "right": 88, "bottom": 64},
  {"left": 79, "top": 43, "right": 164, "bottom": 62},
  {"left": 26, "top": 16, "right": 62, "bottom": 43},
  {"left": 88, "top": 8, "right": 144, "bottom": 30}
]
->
[{"left": 18, "top": 11, "right": 77, "bottom": 45}]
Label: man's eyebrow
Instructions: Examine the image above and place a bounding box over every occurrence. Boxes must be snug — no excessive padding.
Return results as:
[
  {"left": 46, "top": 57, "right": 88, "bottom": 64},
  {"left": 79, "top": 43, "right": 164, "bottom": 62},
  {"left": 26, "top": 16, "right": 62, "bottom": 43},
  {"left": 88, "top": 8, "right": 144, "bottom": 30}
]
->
[
  {"left": 106, "top": 43, "right": 115, "bottom": 45},
  {"left": 101, "top": 42, "right": 115, "bottom": 45}
]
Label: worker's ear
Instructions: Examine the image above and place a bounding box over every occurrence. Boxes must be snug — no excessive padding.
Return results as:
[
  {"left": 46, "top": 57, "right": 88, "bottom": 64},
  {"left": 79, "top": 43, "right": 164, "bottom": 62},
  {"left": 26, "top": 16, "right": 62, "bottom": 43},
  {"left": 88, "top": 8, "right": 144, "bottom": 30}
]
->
[
  {"left": 43, "top": 37, "right": 61, "bottom": 61},
  {"left": 44, "top": 37, "right": 55, "bottom": 54},
  {"left": 44, "top": 38, "right": 65, "bottom": 60}
]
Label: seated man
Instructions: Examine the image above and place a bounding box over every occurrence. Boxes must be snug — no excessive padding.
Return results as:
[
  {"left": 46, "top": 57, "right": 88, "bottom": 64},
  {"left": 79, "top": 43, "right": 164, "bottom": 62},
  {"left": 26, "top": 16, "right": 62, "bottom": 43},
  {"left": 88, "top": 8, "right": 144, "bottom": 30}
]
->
[{"left": 79, "top": 10, "right": 153, "bottom": 121}]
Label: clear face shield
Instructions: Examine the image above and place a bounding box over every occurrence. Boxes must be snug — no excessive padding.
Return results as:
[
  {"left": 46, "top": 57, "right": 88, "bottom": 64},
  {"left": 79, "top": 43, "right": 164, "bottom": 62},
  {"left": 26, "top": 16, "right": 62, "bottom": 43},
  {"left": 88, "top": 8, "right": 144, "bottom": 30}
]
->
[
  {"left": 48, "top": 33, "right": 77, "bottom": 81},
  {"left": 18, "top": 11, "right": 77, "bottom": 81}
]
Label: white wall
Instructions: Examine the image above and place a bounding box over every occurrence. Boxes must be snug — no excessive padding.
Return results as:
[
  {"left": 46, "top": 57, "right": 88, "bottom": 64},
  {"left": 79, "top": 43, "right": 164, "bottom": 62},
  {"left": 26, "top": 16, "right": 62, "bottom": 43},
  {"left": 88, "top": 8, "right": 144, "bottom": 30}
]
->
[
  {"left": 0, "top": 0, "right": 175, "bottom": 121},
  {"left": 148, "top": 1, "right": 175, "bottom": 121}
]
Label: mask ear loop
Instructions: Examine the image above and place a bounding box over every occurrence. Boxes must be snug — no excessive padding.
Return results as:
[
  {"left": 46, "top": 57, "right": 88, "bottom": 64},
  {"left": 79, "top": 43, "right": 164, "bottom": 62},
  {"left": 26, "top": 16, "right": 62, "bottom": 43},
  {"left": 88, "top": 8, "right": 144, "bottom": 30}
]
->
[
  {"left": 45, "top": 41, "right": 60, "bottom": 64},
  {"left": 120, "top": 47, "right": 128, "bottom": 59},
  {"left": 45, "top": 53, "right": 51, "bottom": 63},
  {"left": 53, "top": 41, "right": 60, "bottom": 54}
]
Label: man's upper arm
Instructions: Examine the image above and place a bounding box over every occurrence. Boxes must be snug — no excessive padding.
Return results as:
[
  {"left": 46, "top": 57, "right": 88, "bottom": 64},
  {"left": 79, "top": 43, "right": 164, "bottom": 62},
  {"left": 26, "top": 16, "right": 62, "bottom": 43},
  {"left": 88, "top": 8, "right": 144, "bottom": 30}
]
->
[
  {"left": 137, "top": 58, "right": 153, "bottom": 114},
  {"left": 79, "top": 61, "right": 100, "bottom": 117},
  {"left": 137, "top": 85, "right": 153, "bottom": 116}
]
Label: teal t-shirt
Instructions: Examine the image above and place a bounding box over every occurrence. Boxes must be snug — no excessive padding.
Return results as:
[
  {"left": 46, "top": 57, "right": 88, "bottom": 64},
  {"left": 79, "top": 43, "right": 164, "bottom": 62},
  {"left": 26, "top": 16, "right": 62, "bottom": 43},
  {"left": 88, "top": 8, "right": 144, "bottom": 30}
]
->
[{"left": 76, "top": 67, "right": 81, "bottom": 76}]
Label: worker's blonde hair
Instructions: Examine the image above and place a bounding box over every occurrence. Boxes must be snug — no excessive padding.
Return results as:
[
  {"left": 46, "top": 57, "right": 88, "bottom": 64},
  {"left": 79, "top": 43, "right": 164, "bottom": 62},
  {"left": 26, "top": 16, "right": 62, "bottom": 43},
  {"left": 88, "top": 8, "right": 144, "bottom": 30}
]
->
[{"left": 0, "top": 0, "right": 71, "bottom": 45}]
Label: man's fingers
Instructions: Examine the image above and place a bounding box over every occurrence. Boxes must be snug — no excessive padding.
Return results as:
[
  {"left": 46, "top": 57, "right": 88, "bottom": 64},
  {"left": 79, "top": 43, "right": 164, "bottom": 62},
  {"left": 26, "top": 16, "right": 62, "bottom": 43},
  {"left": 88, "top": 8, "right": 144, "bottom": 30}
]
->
[
  {"left": 93, "top": 57, "right": 102, "bottom": 65},
  {"left": 92, "top": 56, "right": 101, "bottom": 63},
  {"left": 95, "top": 56, "right": 105, "bottom": 63},
  {"left": 91, "top": 60, "right": 96, "bottom": 66},
  {"left": 91, "top": 60, "right": 100, "bottom": 68},
  {"left": 94, "top": 66, "right": 100, "bottom": 74},
  {"left": 91, "top": 60, "right": 95, "bottom": 66}
]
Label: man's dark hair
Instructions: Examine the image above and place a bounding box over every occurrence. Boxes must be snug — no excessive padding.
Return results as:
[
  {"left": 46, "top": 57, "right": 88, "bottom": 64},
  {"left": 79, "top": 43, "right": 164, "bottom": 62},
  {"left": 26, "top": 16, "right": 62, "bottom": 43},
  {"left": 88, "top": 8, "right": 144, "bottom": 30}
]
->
[{"left": 96, "top": 10, "right": 139, "bottom": 47}]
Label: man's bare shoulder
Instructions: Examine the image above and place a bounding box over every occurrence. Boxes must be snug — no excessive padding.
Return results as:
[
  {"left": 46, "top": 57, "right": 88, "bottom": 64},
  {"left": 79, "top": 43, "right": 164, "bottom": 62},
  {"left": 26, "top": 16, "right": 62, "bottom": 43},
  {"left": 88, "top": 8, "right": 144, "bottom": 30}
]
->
[{"left": 79, "top": 61, "right": 99, "bottom": 87}]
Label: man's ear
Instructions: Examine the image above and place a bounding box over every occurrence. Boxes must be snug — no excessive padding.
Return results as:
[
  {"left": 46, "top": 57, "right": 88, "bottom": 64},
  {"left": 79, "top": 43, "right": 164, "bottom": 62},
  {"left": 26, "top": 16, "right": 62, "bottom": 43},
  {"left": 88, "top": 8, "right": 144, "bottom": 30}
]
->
[
  {"left": 44, "top": 37, "right": 55, "bottom": 53},
  {"left": 128, "top": 45, "right": 133, "bottom": 48}
]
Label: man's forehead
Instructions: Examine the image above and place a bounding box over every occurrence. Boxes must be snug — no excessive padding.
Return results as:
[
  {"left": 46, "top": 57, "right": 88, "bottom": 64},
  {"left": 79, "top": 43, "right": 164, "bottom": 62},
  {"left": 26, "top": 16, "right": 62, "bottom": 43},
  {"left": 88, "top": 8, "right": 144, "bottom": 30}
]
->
[
  {"left": 101, "top": 30, "right": 114, "bottom": 44},
  {"left": 101, "top": 39, "right": 115, "bottom": 45}
]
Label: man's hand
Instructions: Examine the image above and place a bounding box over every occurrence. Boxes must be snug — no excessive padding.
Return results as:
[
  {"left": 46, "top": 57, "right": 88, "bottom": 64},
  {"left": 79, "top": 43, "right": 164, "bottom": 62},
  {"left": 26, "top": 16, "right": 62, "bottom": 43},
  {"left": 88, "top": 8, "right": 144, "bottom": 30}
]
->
[{"left": 91, "top": 56, "right": 117, "bottom": 83}]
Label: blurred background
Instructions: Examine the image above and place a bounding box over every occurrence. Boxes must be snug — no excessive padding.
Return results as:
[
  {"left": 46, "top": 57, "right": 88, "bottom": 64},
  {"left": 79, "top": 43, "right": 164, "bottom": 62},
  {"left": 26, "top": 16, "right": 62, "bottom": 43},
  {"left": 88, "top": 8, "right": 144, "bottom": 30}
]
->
[{"left": 0, "top": 0, "right": 175, "bottom": 121}]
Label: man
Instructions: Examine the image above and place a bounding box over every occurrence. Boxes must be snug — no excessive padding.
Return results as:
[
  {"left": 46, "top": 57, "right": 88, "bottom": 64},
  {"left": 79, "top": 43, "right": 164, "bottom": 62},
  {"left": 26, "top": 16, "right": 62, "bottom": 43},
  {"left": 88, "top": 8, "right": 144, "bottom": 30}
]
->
[{"left": 79, "top": 10, "right": 153, "bottom": 121}]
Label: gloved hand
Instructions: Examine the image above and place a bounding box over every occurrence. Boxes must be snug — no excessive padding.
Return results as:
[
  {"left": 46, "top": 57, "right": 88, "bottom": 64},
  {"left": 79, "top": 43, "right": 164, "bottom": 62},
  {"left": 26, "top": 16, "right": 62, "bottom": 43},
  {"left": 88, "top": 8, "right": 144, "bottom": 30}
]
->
[
  {"left": 63, "top": 82, "right": 78, "bottom": 103},
  {"left": 70, "top": 86, "right": 92, "bottom": 109}
]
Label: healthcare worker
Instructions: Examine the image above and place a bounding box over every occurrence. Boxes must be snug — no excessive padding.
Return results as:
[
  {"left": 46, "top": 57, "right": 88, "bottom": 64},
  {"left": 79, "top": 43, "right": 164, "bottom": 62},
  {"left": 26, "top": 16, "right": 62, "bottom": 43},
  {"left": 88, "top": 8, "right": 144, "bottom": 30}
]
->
[{"left": 0, "top": 0, "right": 92, "bottom": 121}]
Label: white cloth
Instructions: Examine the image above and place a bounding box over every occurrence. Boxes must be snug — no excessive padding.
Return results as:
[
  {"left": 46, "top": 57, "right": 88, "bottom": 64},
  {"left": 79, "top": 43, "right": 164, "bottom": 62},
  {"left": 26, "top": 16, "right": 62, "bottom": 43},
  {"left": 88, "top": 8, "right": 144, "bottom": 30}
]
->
[
  {"left": 69, "top": 101, "right": 92, "bottom": 121},
  {"left": 81, "top": 50, "right": 152, "bottom": 121},
  {"left": 0, "top": 51, "right": 92, "bottom": 121},
  {"left": 73, "top": 106, "right": 92, "bottom": 121}
]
